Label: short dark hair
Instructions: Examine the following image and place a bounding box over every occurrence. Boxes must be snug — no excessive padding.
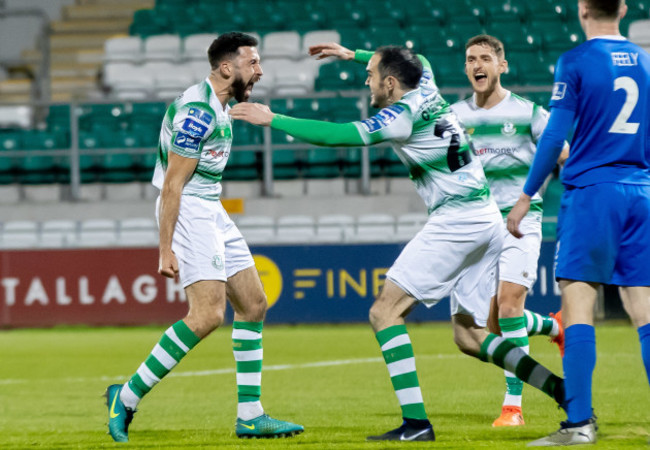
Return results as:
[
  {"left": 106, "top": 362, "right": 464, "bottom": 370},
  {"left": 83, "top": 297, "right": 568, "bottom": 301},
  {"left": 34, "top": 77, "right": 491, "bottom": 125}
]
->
[
  {"left": 465, "top": 34, "right": 505, "bottom": 60},
  {"left": 375, "top": 46, "right": 423, "bottom": 89},
  {"left": 207, "top": 32, "right": 258, "bottom": 69},
  {"left": 582, "top": 0, "right": 622, "bottom": 19}
]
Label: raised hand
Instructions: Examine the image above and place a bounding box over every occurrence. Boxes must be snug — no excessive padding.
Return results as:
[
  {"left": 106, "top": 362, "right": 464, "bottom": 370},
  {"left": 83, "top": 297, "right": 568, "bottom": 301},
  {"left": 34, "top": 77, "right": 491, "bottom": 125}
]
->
[
  {"left": 230, "top": 102, "right": 275, "bottom": 126},
  {"left": 308, "top": 42, "right": 355, "bottom": 61}
]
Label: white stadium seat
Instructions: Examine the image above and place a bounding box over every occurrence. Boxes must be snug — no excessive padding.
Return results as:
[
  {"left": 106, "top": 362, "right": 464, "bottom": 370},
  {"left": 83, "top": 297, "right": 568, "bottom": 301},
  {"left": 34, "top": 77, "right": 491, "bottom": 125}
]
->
[
  {"left": 144, "top": 34, "right": 182, "bottom": 62},
  {"left": 118, "top": 218, "right": 158, "bottom": 247},
  {"left": 183, "top": 33, "right": 218, "bottom": 61},
  {"left": 396, "top": 212, "right": 428, "bottom": 241},
  {"left": 301, "top": 30, "right": 341, "bottom": 55},
  {"left": 316, "top": 214, "right": 355, "bottom": 243},
  {"left": 236, "top": 215, "right": 276, "bottom": 245},
  {"left": 104, "top": 63, "right": 152, "bottom": 99},
  {"left": 354, "top": 214, "right": 396, "bottom": 243},
  {"left": 78, "top": 219, "right": 118, "bottom": 248},
  {"left": 276, "top": 215, "right": 316, "bottom": 243},
  {"left": 0, "top": 220, "right": 39, "bottom": 249},
  {"left": 264, "top": 59, "right": 315, "bottom": 96},
  {"left": 104, "top": 36, "right": 143, "bottom": 64},
  {"left": 40, "top": 220, "right": 77, "bottom": 248},
  {"left": 262, "top": 31, "right": 301, "bottom": 59},
  {"left": 629, "top": 20, "right": 650, "bottom": 46},
  {"left": 0, "top": 105, "right": 32, "bottom": 129}
]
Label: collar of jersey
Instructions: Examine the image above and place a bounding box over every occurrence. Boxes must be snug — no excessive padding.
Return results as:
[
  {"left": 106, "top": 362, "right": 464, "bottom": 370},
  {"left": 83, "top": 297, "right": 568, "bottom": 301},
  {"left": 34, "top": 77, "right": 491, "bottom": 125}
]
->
[{"left": 589, "top": 35, "right": 626, "bottom": 41}]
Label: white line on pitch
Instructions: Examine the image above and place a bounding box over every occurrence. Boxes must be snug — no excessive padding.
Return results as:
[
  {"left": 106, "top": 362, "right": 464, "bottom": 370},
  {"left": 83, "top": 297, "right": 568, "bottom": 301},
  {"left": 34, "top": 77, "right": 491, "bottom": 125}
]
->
[{"left": 0, "top": 354, "right": 466, "bottom": 385}]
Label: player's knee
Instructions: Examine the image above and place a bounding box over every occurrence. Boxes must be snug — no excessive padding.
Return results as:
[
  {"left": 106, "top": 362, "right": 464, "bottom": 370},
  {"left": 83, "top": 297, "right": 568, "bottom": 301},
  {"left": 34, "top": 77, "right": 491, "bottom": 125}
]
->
[
  {"left": 369, "top": 302, "right": 389, "bottom": 329},
  {"left": 498, "top": 302, "right": 521, "bottom": 319},
  {"left": 240, "top": 294, "right": 267, "bottom": 322}
]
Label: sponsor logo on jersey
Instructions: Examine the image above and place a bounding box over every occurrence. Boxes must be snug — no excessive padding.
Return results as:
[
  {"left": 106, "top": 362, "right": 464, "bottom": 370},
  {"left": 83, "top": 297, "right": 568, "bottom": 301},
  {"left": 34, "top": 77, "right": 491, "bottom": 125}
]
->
[
  {"left": 475, "top": 147, "right": 517, "bottom": 155},
  {"left": 501, "top": 122, "right": 516, "bottom": 136},
  {"left": 188, "top": 108, "right": 214, "bottom": 124},
  {"left": 419, "top": 70, "right": 435, "bottom": 96},
  {"left": 207, "top": 149, "right": 229, "bottom": 158},
  {"left": 173, "top": 132, "right": 200, "bottom": 151},
  {"left": 360, "top": 104, "right": 405, "bottom": 133},
  {"left": 182, "top": 119, "right": 209, "bottom": 138},
  {"left": 611, "top": 52, "right": 638, "bottom": 66},
  {"left": 551, "top": 82, "right": 567, "bottom": 100}
]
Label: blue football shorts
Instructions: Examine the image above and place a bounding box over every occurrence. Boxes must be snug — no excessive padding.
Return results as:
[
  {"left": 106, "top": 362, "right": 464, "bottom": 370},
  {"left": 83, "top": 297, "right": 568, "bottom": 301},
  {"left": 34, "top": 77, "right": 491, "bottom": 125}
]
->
[{"left": 555, "top": 182, "right": 650, "bottom": 285}]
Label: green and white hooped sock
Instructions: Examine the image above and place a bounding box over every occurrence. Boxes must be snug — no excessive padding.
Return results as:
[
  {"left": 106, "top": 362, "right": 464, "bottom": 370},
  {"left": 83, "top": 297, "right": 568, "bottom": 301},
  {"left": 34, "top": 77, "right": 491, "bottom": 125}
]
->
[
  {"left": 524, "top": 310, "right": 559, "bottom": 337},
  {"left": 376, "top": 325, "right": 428, "bottom": 420},
  {"left": 499, "top": 316, "right": 530, "bottom": 408},
  {"left": 120, "top": 320, "right": 200, "bottom": 409},
  {"left": 479, "top": 333, "right": 562, "bottom": 401},
  {"left": 233, "top": 321, "right": 265, "bottom": 420}
]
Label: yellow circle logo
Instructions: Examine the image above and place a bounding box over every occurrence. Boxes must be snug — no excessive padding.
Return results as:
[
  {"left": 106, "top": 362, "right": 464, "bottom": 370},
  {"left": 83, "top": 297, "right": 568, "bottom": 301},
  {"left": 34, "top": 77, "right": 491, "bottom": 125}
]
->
[{"left": 253, "top": 254, "right": 283, "bottom": 308}]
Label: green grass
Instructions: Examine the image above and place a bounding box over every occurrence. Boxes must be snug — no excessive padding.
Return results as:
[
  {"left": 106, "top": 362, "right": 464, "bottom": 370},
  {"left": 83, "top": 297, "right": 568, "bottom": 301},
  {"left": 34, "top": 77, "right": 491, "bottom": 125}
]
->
[{"left": 1, "top": 322, "right": 648, "bottom": 449}]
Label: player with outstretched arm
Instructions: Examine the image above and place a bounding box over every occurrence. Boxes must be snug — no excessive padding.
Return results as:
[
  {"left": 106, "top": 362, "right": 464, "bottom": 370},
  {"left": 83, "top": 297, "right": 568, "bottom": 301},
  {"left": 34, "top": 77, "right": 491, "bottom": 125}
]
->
[{"left": 231, "top": 42, "right": 566, "bottom": 442}]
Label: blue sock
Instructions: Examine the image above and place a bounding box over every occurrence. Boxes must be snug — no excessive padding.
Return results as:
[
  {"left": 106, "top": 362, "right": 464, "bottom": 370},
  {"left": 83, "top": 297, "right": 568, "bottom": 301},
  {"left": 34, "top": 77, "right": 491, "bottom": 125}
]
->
[
  {"left": 563, "top": 324, "right": 596, "bottom": 424},
  {"left": 638, "top": 323, "right": 650, "bottom": 386}
]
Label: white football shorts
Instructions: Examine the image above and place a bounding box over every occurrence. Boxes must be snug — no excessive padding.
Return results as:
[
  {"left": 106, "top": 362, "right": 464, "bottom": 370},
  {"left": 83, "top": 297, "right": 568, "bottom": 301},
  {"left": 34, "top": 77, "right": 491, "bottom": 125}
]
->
[
  {"left": 156, "top": 195, "right": 255, "bottom": 287},
  {"left": 498, "top": 214, "right": 542, "bottom": 289},
  {"left": 386, "top": 203, "right": 503, "bottom": 327}
]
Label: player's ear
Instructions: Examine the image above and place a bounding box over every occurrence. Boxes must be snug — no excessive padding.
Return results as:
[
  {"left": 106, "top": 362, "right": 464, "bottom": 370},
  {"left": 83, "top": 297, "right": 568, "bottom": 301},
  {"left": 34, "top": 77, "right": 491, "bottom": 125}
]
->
[
  {"left": 220, "top": 60, "right": 232, "bottom": 78},
  {"left": 619, "top": 1, "right": 628, "bottom": 19},
  {"left": 500, "top": 58, "right": 508, "bottom": 75}
]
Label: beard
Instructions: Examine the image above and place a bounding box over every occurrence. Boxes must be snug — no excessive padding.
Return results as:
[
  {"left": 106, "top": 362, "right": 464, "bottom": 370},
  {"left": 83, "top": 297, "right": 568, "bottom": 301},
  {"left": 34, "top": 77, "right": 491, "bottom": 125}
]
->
[{"left": 232, "top": 74, "right": 253, "bottom": 103}]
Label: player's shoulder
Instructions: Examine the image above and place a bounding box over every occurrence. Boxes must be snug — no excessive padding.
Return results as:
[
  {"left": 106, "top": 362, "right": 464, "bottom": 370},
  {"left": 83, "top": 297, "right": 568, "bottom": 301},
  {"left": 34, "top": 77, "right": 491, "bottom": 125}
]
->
[{"left": 449, "top": 96, "right": 475, "bottom": 114}]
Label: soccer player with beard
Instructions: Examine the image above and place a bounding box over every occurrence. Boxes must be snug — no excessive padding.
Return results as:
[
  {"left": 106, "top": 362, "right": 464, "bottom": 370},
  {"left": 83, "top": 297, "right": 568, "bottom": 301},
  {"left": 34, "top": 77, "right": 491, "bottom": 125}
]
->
[
  {"left": 231, "top": 42, "right": 567, "bottom": 442},
  {"left": 451, "top": 34, "right": 568, "bottom": 428},
  {"left": 104, "top": 32, "right": 303, "bottom": 442}
]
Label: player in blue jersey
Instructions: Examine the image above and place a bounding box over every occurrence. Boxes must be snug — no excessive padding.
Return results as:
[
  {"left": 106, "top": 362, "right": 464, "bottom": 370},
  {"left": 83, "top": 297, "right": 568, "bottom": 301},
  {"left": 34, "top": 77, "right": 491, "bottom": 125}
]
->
[{"left": 508, "top": 0, "right": 650, "bottom": 446}]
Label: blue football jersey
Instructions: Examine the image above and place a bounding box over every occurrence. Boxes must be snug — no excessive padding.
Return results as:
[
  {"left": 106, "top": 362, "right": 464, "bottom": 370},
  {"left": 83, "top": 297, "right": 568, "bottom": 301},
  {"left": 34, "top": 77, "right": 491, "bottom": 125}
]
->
[{"left": 550, "top": 37, "right": 650, "bottom": 187}]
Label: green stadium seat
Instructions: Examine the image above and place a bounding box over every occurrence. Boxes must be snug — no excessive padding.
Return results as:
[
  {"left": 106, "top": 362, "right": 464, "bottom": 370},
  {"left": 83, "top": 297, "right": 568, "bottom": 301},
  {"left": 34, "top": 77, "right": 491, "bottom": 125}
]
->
[
  {"left": 0, "top": 152, "right": 15, "bottom": 184},
  {"left": 136, "top": 152, "right": 157, "bottom": 182},
  {"left": 342, "top": 147, "right": 383, "bottom": 178},
  {"left": 485, "top": 1, "right": 527, "bottom": 23},
  {"left": 22, "top": 131, "right": 60, "bottom": 150},
  {"left": 328, "top": 6, "right": 368, "bottom": 29},
  {"left": 316, "top": 61, "right": 363, "bottom": 90},
  {"left": 18, "top": 155, "right": 57, "bottom": 184},
  {"left": 224, "top": 150, "right": 260, "bottom": 180},
  {"left": 504, "top": 31, "right": 543, "bottom": 52},
  {"left": 406, "top": 4, "right": 446, "bottom": 27},
  {"left": 501, "top": 61, "right": 520, "bottom": 86},
  {"left": 232, "top": 121, "right": 263, "bottom": 146},
  {"left": 433, "top": 55, "right": 468, "bottom": 88},
  {"left": 366, "top": 3, "right": 407, "bottom": 28},
  {"left": 273, "top": 149, "right": 302, "bottom": 179},
  {"left": 525, "top": 91, "right": 552, "bottom": 108},
  {"left": 541, "top": 25, "right": 584, "bottom": 52},
  {"left": 130, "top": 9, "right": 168, "bottom": 37},
  {"left": 0, "top": 131, "right": 23, "bottom": 151},
  {"left": 304, "top": 148, "right": 341, "bottom": 178},
  {"left": 382, "top": 149, "right": 409, "bottom": 177},
  {"left": 99, "top": 154, "right": 137, "bottom": 183},
  {"left": 527, "top": 1, "right": 569, "bottom": 23}
]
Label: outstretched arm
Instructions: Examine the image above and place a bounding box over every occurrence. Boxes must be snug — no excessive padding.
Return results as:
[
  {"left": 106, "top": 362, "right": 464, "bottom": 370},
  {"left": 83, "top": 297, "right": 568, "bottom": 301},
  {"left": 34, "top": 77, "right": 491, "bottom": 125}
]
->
[{"left": 230, "top": 103, "right": 366, "bottom": 146}]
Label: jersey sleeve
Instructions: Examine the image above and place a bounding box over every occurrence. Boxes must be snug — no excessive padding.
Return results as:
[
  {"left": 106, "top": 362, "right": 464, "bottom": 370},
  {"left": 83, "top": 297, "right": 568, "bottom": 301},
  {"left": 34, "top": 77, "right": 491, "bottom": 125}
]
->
[
  {"left": 531, "top": 104, "right": 550, "bottom": 143},
  {"left": 549, "top": 53, "right": 580, "bottom": 112},
  {"left": 271, "top": 115, "right": 366, "bottom": 147},
  {"left": 354, "top": 104, "right": 413, "bottom": 145},
  {"left": 169, "top": 104, "right": 217, "bottom": 159},
  {"left": 354, "top": 49, "right": 373, "bottom": 64}
]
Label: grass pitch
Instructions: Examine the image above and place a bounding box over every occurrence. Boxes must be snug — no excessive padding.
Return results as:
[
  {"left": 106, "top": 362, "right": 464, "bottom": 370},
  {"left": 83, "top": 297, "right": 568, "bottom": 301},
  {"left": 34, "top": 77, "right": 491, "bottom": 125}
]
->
[{"left": 1, "top": 322, "right": 648, "bottom": 449}]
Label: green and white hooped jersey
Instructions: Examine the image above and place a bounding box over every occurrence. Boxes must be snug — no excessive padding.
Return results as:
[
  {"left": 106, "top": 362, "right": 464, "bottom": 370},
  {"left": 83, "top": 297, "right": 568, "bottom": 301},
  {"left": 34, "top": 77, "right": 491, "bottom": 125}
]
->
[
  {"left": 354, "top": 63, "right": 492, "bottom": 216},
  {"left": 152, "top": 78, "right": 233, "bottom": 201},
  {"left": 451, "top": 91, "right": 548, "bottom": 217}
]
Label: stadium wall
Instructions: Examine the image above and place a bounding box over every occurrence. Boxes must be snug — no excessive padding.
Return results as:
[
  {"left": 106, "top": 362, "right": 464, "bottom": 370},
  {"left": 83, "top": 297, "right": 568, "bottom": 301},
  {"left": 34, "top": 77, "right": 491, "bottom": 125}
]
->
[{"left": 0, "top": 242, "right": 561, "bottom": 328}]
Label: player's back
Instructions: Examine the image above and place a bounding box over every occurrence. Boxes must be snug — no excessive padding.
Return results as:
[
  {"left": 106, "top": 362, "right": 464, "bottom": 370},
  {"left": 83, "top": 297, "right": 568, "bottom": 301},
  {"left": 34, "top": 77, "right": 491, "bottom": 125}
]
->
[{"left": 551, "top": 38, "right": 650, "bottom": 187}]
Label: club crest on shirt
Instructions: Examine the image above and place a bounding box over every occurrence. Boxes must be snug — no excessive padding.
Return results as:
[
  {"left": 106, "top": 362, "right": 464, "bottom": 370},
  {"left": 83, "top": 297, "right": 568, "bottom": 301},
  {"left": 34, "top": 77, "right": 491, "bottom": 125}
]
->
[
  {"left": 501, "top": 122, "right": 516, "bottom": 136},
  {"left": 551, "top": 82, "right": 567, "bottom": 100}
]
